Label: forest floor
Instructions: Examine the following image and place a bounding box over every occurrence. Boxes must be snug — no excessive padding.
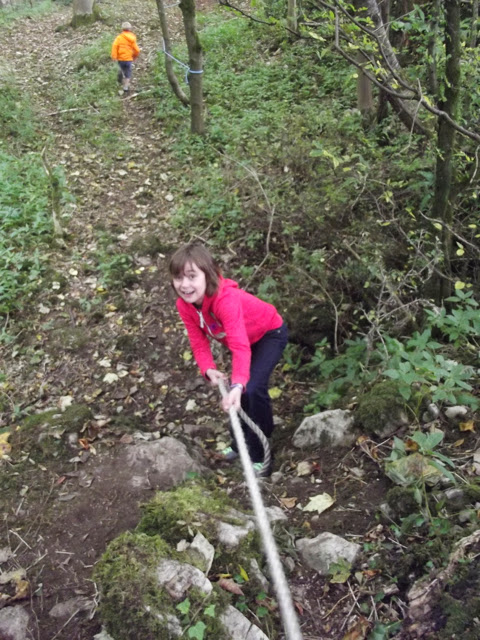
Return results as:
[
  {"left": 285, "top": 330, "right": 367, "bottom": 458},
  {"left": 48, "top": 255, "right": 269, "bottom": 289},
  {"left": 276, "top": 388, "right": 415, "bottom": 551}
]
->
[{"left": 2, "top": 2, "right": 396, "bottom": 639}]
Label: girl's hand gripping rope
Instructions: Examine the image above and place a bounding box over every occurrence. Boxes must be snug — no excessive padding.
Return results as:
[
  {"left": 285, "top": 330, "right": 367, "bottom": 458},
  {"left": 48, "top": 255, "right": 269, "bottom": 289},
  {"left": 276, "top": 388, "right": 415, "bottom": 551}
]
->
[{"left": 206, "top": 369, "right": 242, "bottom": 411}]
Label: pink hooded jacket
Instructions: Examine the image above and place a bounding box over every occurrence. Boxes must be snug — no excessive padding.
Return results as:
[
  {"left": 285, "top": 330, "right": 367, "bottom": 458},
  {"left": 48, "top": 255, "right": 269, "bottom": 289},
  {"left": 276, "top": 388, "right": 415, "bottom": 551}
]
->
[{"left": 176, "top": 278, "right": 283, "bottom": 387}]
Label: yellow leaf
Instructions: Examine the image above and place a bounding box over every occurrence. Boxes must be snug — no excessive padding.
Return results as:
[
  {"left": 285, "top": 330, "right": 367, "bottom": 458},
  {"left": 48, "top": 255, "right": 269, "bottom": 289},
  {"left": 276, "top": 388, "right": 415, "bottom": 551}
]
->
[
  {"left": 238, "top": 565, "right": 249, "bottom": 582},
  {"left": 303, "top": 493, "right": 335, "bottom": 514},
  {"left": 455, "top": 281, "right": 466, "bottom": 290},
  {"left": 182, "top": 350, "right": 192, "bottom": 361},
  {"left": 0, "top": 431, "right": 11, "bottom": 459},
  {"left": 453, "top": 438, "right": 464, "bottom": 447},
  {"left": 459, "top": 420, "right": 475, "bottom": 432},
  {"left": 268, "top": 387, "right": 282, "bottom": 399}
]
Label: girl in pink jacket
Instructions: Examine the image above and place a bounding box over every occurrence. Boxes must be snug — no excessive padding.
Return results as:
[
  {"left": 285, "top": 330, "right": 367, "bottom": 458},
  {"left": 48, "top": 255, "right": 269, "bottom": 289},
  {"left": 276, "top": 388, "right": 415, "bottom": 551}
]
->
[{"left": 169, "top": 243, "right": 288, "bottom": 476}]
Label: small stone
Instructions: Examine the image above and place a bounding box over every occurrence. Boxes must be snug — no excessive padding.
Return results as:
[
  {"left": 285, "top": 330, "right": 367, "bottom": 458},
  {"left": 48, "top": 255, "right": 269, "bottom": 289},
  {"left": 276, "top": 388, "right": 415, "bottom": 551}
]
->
[{"left": 445, "top": 406, "right": 468, "bottom": 420}]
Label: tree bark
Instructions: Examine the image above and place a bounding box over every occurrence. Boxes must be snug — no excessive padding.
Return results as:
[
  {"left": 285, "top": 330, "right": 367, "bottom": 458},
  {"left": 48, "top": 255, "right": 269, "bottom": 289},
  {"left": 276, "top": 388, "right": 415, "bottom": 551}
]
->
[
  {"left": 155, "top": 0, "right": 189, "bottom": 106},
  {"left": 471, "top": 0, "right": 479, "bottom": 47},
  {"left": 180, "top": 0, "right": 205, "bottom": 134},
  {"left": 287, "top": 0, "right": 298, "bottom": 34},
  {"left": 357, "top": 51, "right": 374, "bottom": 122},
  {"left": 432, "top": 0, "right": 461, "bottom": 302},
  {"left": 426, "top": 0, "right": 441, "bottom": 96},
  {"left": 364, "top": 0, "right": 427, "bottom": 136},
  {"left": 73, "top": 0, "right": 94, "bottom": 17},
  {"left": 72, "top": 0, "right": 97, "bottom": 27}
]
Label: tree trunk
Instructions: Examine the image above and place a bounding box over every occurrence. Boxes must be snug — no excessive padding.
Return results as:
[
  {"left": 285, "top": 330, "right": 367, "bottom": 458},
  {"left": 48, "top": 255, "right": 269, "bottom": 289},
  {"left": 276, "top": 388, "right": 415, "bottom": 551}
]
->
[
  {"left": 72, "top": 0, "right": 97, "bottom": 27},
  {"left": 73, "top": 0, "right": 94, "bottom": 17},
  {"left": 364, "top": 0, "right": 428, "bottom": 136},
  {"left": 287, "top": 0, "right": 298, "bottom": 34},
  {"left": 376, "top": 0, "right": 389, "bottom": 124},
  {"left": 357, "top": 51, "right": 374, "bottom": 122},
  {"left": 180, "top": 0, "right": 204, "bottom": 135},
  {"left": 432, "top": 0, "right": 461, "bottom": 302},
  {"left": 471, "top": 0, "right": 479, "bottom": 47},
  {"left": 426, "top": 0, "right": 441, "bottom": 96},
  {"left": 155, "top": 0, "right": 189, "bottom": 106}
]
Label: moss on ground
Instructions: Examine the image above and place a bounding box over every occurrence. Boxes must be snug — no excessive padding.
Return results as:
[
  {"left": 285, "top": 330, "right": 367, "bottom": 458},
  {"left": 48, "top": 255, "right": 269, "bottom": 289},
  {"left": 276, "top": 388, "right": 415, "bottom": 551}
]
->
[
  {"left": 356, "top": 380, "right": 408, "bottom": 435},
  {"left": 94, "top": 482, "right": 272, "bottom": 639}
]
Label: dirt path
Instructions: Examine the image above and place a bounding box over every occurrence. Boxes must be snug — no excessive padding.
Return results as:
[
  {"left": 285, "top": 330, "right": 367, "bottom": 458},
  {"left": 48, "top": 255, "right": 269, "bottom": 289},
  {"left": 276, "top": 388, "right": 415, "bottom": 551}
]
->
[{"left": 1, "top": 3, "right": 387, "bottom": 639}]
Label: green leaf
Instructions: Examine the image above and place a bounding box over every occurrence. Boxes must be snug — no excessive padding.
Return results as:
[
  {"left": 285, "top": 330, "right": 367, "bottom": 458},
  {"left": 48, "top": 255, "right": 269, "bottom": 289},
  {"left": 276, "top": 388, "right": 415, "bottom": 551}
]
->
[
  {"left": 188, "top": 621, "right": 206, "bottom": 640},
  {"left": 428, "top": 459, "right": 456, "bottom": 484},
  {"left": 176, "top": 599, "right": 191, "bottom": 615},
  {"left": 204, "top": 604, "right": 216, "bottom": 618}
]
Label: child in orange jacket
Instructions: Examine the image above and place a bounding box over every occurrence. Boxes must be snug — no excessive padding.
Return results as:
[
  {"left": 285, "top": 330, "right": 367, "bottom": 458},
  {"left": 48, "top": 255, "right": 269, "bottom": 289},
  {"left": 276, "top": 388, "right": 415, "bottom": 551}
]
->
[{"left": 111, "top": 22, "right": 140, "bottom": 96}]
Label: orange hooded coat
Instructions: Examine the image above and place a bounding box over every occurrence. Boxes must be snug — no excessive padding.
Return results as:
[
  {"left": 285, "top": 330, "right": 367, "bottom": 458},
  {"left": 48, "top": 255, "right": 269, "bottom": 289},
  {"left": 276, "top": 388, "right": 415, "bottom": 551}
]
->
[{"left": 111, "top": 30, "right": 140, "bottom": 62}]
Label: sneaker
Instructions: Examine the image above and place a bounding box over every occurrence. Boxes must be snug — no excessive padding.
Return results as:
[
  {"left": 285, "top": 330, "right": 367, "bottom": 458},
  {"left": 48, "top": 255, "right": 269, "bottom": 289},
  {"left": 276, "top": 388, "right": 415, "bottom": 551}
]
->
[
  {"left": 220, "top": 446, "right": 238, "bottom": 462},
  {"left": 253, "top": 461, "right": 272, "bottom": 478}
]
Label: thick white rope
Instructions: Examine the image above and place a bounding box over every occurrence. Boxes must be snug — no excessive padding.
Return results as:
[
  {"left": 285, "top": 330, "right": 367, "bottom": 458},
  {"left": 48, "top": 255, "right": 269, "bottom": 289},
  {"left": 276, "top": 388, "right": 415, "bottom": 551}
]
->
[{"left": 218, "top": 381, "right": 304, "bottom": 640}]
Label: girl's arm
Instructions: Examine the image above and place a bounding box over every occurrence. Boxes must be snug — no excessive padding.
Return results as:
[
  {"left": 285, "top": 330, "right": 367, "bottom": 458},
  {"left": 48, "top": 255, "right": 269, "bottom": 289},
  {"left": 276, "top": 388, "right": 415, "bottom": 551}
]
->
[{"left": 213, "top": 295, "right": 251, "bottom": 387}]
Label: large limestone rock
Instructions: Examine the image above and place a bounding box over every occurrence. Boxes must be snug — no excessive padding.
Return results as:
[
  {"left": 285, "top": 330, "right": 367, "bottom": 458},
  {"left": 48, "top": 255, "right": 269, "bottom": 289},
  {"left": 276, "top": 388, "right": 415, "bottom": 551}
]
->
[
  {"left": 296, "top": 532, "right": 361, "bottom": 575},
  {"left": 293, "top": 410, "right": 356, "bottom": 449}
]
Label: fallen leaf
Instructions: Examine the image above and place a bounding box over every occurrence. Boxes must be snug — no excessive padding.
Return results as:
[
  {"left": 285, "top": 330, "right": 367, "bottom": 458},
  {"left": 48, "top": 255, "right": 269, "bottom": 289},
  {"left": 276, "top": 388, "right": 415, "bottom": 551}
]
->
[
  {"left": 119, "top": 434, "right": 134, "bottom": 444},
  {"left": 303, "top": 493, "right": 335, "bottom": 514},
  {"left": 10, "top": 579, "right": 30, "bottom": 601},
  {"left": 238, "top": 565, "right": 249, "bottom": 582},
  {"left": 103, "top": 373, "right": 119, "bottom": 384},
  {"left": 0, "top": 431, "right": 12, "bottom": 459},
  {"left": 218, "top": 578, "right": 244, "bottom": 595},
  {"left": 294, "top": 601, "right": 304, "bottom": 616},
  {"left": 296, "top": 461, "right": 312, "bottom": 477},
  {"left": 405, "top": 438, "right": 420, "bottom": 452},
  {"left": 460, "top": 420, "right": 475, "bottom": 432},
  {"left": 0, "top": 568, "right": 26, "bottom": 585},
  {"left": 280, "top": 497, "right": 297, "bottom": 509},
  {"left": 182, "top": 350, "right": 192, "bottom": 361},
  {"left": 268, "top": 386, "right": 282, "bottom": 399},
  {"left": 453, "top": 438, "right": 465, "bottom": 447},
  {"left": 342, "top": 615, "right": 370, "bottom": 640},
  {"left": 58, "top": 396, "right": 73, "bottom": 412}
]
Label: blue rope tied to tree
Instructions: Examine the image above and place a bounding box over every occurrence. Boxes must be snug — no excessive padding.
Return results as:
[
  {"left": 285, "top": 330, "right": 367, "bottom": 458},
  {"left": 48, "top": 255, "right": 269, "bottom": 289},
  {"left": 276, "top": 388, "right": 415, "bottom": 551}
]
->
[{"left": 160, "top": 38, "right": 204, "bottom": 84}]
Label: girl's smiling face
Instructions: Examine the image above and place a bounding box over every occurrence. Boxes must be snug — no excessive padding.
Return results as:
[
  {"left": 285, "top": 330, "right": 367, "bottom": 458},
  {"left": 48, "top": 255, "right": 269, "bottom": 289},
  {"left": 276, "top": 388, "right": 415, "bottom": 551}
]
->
[{"left": 172, "top": 261, "right": 207, "bottom": 306}]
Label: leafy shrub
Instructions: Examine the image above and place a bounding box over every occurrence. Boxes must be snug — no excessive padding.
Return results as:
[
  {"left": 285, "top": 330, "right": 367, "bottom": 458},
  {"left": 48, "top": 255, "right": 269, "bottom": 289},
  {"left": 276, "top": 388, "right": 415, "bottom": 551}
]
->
[{"left": 0, "top": 151, "right": 53, "bottom": 313}]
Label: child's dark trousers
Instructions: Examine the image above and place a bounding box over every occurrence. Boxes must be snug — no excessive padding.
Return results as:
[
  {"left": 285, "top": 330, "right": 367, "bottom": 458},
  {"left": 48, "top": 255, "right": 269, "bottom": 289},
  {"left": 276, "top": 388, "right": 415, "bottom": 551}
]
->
[{"left": 232, "top": 322, "right": 288, "bottom": 463}]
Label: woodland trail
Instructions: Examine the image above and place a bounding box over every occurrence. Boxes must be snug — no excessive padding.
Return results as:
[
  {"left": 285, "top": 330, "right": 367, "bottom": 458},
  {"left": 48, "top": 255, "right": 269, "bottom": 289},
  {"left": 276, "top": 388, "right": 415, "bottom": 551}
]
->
[{"left": 1, "top": 3, "right": 385, "bottom": 639}]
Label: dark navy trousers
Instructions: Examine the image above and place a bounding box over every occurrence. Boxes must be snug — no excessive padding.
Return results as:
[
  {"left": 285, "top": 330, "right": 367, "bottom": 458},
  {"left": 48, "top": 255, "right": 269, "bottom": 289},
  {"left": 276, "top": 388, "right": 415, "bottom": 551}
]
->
[{"left": 232, "top": 322, "right": 288, "bottom": 463}]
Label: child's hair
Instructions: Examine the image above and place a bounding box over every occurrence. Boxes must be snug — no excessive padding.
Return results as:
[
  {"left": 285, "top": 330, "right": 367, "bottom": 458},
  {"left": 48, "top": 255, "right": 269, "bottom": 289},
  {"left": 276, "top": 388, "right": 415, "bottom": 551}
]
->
[{"left": 169, "top": 243, "right": 221, "bottom": 297}]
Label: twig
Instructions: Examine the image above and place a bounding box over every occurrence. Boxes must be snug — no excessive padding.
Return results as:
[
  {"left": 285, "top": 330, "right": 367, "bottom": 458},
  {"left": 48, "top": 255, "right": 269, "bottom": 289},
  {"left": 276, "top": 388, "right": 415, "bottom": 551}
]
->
[
  {"left": 10, "top": 529, "right": 32, "bottom": 552},
  {"left": 340, "top": 582, "right": 360, "bottom": 630},
  {"left": 46, "top": 106, "right": 95, "bottom": 116},
  {"left": 321, "top": 593, "right": 350, "bottom": 619}
]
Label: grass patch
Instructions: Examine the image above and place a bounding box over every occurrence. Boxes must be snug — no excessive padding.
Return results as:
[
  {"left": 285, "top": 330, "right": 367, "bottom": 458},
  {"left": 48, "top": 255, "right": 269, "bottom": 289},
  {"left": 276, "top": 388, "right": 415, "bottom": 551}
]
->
[{"left": 0, "top": 0, "right": 56, "bottom": 27}]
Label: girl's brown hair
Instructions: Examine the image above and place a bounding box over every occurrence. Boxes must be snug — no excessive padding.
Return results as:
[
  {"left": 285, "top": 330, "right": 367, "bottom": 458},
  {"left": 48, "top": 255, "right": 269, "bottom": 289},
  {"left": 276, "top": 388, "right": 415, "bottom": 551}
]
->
[{"left": 169, "top": 243, "right": 221, "bottom": 297}]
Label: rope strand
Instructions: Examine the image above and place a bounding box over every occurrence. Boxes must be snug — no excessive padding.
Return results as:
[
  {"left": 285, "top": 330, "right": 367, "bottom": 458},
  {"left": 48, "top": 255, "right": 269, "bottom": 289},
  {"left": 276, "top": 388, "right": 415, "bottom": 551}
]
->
[{"left": 218, "top": 380, "right": 303, "bottom": 640}]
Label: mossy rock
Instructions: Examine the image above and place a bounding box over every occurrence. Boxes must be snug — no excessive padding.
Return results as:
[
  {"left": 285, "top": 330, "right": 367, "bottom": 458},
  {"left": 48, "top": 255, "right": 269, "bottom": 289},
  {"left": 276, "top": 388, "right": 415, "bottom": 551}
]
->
[
  {"left": 385, "top": 486, "right": 418, "bottom": 518},
  {"left": 434, "top": 555, "right": 480, "bottom": 639},
  {"left": 137, "top": 484, "right": 261, "bottom": 561},
  {"left": 94, "top": 483, "right": 270, "bottom": 640},
  {"left": 356, "top": 380, "right": 409, "bottom": 437}
]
